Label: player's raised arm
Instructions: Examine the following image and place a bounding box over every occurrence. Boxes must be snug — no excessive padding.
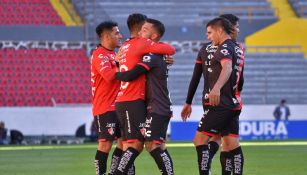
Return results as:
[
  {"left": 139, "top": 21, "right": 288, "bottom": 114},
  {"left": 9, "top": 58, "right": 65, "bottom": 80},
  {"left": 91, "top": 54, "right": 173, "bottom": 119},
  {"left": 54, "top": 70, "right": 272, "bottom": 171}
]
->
[
  {"left": 137, "top": 37, "right": 176, "bottom": 55},
  {"left": 115, "top": 54, "right": 160, "bottom": 82}
]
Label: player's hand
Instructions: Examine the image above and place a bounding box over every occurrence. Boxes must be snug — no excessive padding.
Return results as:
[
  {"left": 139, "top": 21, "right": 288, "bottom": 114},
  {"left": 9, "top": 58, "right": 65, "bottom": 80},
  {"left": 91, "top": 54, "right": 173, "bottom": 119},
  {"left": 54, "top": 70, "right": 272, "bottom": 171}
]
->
[
  {"left": 165, "top": 55, "right": 174, "bottom": 66},
  {"left": 181, "top": 103, "right": 192, "bottom": 122},
  {"left": 115, "top": 47, "right": 128, "bottom": 64},
  {"left": 208, "top": 88, "right": 220, "bottom": 106}
]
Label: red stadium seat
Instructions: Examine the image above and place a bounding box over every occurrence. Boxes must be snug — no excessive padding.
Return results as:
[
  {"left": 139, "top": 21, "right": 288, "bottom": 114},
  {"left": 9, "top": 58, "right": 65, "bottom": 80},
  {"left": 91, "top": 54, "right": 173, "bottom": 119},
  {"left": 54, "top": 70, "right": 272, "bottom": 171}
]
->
[
  {"left": 0, "top": 48, "right": 90, "bottom": 106},
  {"left": 0, "top": 0, "right": 64, "bottom": 25}
]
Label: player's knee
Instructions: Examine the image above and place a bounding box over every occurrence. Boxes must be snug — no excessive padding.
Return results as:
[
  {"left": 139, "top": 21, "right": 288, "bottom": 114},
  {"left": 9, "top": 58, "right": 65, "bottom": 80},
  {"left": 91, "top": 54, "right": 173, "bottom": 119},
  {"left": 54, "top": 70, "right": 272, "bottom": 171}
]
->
[
  {"left": 193, "top": 132, "right": 209, "bottom": 146},
  {"left": 127, "top": 140, "right": 144, "bottom": 152},
  {"left": 210, "top": 135, "right": 221, "bottom": 144},
  {"left": 145, "top": 141, "right": 153, "bottom": 152},
  {"left": 98, "top": 141, "right": 113, "bottom": 153},
  {"left": 222, "top": 136, "right": 240, "bottom": 150},
  {"left": 145, "top": 141, "right": 160, "bottom": 152},
  {"left": 193, "top": 137, "right": 203, "bottom": 146},
  {"left": 115, "top": 138, "right": 123, "bottom": 150}
]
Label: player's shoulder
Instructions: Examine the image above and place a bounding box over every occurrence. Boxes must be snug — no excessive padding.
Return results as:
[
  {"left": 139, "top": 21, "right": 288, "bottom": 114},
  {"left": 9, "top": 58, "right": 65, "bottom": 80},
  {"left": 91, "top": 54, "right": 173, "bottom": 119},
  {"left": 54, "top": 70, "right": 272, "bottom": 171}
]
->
[
  {"left": 93, "top": 45, "right": 108, "bottom": 55},
  {"left": 142, "top": 53, "right": 162, "bottom": 62},
  {"left": 220, "top": 39, "right": 236, "bottom": 49},
  {"left": 92, "top": 46, "right": 114, "bottom": 61},
  {"left": 198, "top": 42, "right": 216, "bottom": 56}
]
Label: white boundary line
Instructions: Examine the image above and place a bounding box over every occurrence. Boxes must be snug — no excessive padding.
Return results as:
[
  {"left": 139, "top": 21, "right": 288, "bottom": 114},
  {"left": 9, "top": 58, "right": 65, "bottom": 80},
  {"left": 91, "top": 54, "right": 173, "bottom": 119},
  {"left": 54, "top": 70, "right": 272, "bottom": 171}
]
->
[{"left": 1, "top": 141, "right": 307, "bottom": 151}]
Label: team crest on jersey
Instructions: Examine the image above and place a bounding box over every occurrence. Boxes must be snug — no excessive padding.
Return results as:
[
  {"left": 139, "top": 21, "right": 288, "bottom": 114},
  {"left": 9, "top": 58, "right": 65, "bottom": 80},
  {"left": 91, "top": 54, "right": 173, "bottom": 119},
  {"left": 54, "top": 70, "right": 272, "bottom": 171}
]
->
[
  {"left": 108, "top": 127, "right": 114, "bottom": 135},
  {"left": 220, "top": 49, "right": 229, "bottom": 56},
  {"left": 140, "top": 128, "right": 146, "bottom": 136}
]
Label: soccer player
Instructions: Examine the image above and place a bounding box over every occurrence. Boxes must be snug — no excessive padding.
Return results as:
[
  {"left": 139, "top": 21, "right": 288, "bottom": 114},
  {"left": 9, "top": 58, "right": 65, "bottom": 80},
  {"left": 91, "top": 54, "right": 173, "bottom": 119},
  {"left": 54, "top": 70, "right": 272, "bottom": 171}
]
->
[
  {"left": 182, "top": 14, "right": 243, "bottom": 175},
  {"left": 113, "top": 14, "right": 176, "bottom": 175},
  {"left": 182, "top": 17, "right": 244, "bottom": 175},
  {"left": 115, "top": 18, "right": 174, "bottom": 175},
  {"left": 91, "top": 21, "right": 123, "bottom": 175}
]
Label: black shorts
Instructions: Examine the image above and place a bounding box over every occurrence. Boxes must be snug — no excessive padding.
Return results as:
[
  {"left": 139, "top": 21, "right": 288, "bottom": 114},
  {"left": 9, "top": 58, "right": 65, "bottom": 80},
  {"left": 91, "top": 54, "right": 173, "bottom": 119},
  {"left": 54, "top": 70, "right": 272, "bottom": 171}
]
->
[
  {"left": 144, "top": 113, "right": 171, "bottom": 144},
  {"left": 94, "top": 111, "right": 121, "bottom": 142},
  {"left": 115, "top": 100, "right": 146, "bottom": 142},
  {"left": 197, "top": 106, "right": 241, "bottom": 137}
]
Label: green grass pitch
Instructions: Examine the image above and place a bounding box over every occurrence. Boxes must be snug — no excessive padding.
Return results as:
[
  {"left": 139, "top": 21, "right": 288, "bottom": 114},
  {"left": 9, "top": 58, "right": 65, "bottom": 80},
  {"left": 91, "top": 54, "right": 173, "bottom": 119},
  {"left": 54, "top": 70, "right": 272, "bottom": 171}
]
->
[{"left": 1, "top": 141, "right": 307, "bottom": 175}]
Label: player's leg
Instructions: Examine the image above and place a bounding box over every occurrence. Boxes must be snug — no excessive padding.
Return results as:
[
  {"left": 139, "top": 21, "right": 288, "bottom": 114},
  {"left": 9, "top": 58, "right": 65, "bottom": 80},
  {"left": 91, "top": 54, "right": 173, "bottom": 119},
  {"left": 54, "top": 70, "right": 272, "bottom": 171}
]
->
[
  {"left": 108, "top": 114, "right": 124, "bottom": 175},
  {"left": 114, "top": 100, "right": 146, "bottom": 175},
  {"left": 94, "top": 112, "right": 117, "bottom": 175},
  {"left": 221, "top": 110, "right": 244, "bottom": 175},
  {"left": 208, "top": 135, "right": 221, "bottom": 160},
  {"left": 144, "top": 113, "right": 174, "bottom": 175},
  {"left": 194, "top": 107, "right": 223, "bottom": 175},
  {"left": 219, "top": 139, "right": 232, "bottom": 175}
]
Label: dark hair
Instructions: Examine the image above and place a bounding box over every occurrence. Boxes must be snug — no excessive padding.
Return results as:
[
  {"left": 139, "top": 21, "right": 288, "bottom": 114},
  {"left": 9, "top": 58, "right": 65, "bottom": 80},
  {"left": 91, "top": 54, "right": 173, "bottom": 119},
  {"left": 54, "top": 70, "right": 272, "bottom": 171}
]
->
[
  {"left": 219, "top": 14, "right": 239, "bottom": 26},
  {"left": 281, "top": 99, "right": 287, "bottom": 104},
  {"left": 206, "top": 17, "right": 234, "bottom": 35},
  {"left": 127, "top": 13, "right": 147, "bottom": 32},
  {"left": 96, "top": 21, "right": 118, "bottom": 38},
  {"left": 145, "top": 18, "right": 165, "bottom": 38}
]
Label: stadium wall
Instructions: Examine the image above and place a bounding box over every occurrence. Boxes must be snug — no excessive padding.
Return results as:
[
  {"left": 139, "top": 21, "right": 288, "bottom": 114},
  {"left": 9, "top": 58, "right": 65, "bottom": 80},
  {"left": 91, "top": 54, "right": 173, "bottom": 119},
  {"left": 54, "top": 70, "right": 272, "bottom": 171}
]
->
[
  {"left": 0, "top": 105, "right": 306, "bottom": 137},
  {"left": 0, "top": 26, "right": 84, "bottom": 41}
]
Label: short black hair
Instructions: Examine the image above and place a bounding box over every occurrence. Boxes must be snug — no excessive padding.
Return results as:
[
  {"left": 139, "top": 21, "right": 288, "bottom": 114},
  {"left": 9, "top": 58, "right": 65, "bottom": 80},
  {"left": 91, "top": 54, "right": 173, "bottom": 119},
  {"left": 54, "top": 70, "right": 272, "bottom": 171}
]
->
[
  {"left": 96, "top": 21, "right": 118, "bottom": 38},
  {"left": 206, "top": 17, "right": 234, "bottom": 35},
  {"left": 281, "top": 99, "right": 287, "bottom": 104},
  {"left": 127, "top": 13, "right": 147, "bottom": 32},
  {"left": 219, "top": 14, "right": 240, "bottom": 26},
  {"left": 145, "top": 18, "right": 165, "bottom": 38}
]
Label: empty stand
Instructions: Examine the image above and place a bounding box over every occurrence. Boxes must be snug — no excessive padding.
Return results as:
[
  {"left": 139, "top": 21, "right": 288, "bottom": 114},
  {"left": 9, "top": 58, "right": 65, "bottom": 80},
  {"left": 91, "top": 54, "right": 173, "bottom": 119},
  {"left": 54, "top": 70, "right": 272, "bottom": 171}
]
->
[
  {"left": 289, "top": 0, "right": 307, "bottom": 17},
  {"left": 72, "top": 0, "right": 277, "bottom": 41},
  {"left": 0, "top": 0, "right": 64, "bottom": 25},
  {"left": 73, "top": 0, "right": 276, "bottom": 26},
  {"left": 0, "top": 48, "right": 90, "bottom": 106}
]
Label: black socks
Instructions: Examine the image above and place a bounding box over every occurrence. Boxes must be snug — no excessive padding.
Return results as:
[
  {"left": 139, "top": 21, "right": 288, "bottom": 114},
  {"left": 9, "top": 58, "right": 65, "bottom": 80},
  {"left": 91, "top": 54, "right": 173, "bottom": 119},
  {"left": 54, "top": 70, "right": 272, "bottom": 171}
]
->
[
  {"left": 196, "top": 144, "right": 211, "bottom": 175},
  {"left": 150, "top": 147, "right": 174, "bottom": 175},
  {"left": 95, "top": 150, "right": 109, "bottom": 175}
]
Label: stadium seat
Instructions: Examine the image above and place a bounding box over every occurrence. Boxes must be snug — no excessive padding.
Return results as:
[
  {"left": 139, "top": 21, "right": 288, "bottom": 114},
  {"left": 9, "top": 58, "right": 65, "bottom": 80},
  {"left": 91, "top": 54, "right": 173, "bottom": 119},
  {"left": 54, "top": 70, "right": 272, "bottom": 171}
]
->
[
  {"left": 0, "top": 48, "right": 90, "bottom": 106},
  {"left": 0, "top": 0, "right": 64, "bottom": 25}
]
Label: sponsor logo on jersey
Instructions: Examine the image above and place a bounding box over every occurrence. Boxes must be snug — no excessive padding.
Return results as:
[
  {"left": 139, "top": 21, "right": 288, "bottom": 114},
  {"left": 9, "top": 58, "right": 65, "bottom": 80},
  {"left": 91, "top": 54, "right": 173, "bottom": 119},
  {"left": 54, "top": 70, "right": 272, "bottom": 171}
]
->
[
  {"left": 220, "top": 49, "right": 229, "bottom": 56},
  {"left": 142, "top": 55, "right": 151, "bottom": 62}
]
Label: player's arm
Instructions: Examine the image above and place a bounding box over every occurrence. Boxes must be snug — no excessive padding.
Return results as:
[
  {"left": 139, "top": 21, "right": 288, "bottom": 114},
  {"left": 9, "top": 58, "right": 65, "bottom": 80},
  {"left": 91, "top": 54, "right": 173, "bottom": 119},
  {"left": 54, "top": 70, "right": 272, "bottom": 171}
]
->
[
  {"left": 238, "top": 43, "right": 245, "bottom": 92},
  {"left": 138, "top": 38, "right": 176, "bottom": 55},
  {"left": 238, "top": 65, "right": 244, "bottom": 92},
  {"left": 115, "top": 65, "right": 147, "bottom": 82},
  {"left": 209, "top": 47, "right": 233, "bottom": 106},
  {"left": 181, "top": 54, "right": 203, "bottom": 121},
  {"left": 92, "top": 54, "right": 116, "bottom": 82},
  {"left": 115, "top": 54, "right": 158, "bottom": 82}
]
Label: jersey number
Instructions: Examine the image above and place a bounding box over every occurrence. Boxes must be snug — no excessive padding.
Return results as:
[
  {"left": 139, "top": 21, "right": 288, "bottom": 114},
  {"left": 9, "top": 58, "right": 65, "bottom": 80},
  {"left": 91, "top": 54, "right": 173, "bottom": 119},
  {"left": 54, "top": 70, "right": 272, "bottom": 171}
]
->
[{"left": 120, "top": 65, "right": 129, "bottom": 89}]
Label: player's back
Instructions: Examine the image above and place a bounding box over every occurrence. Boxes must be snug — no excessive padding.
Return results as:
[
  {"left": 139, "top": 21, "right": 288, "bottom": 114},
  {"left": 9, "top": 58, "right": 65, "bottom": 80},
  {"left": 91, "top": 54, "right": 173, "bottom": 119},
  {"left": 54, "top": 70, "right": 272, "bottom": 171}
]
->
[
  {"left": 117, "top": 38, "right": 147, "bottom": 102},
  {"left": 117, "top": 37, "right": 176, "bottom": 102}
]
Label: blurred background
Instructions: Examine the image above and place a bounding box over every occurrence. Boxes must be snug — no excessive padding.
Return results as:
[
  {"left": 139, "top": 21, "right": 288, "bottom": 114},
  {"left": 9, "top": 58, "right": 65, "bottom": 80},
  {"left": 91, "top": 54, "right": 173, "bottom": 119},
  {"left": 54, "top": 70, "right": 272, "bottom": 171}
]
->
[{"left": 0, "top": 0, "right": 307, "bottom": 145}]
